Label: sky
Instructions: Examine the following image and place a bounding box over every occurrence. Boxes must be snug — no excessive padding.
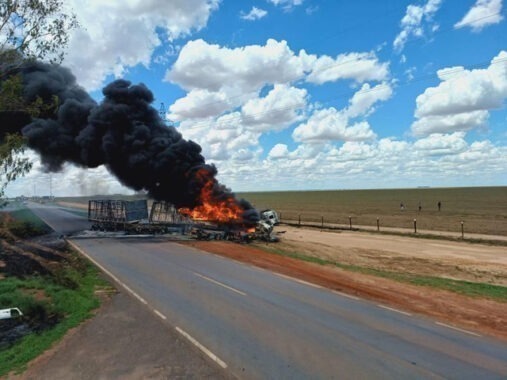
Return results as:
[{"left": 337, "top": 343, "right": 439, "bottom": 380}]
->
[{"left": 6, "top": 0, "right": 507, "bottom": 197}]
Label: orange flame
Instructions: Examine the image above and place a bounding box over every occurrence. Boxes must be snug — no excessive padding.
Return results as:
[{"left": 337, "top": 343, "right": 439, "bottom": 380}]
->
[{"left": 179, "top": 170, "right": 244, "bottom": 223}]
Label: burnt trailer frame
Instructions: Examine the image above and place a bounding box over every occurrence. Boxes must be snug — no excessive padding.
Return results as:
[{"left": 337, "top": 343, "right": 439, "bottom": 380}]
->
[{"left": 88, "top": 199, "right": 149, "bottom": 231}]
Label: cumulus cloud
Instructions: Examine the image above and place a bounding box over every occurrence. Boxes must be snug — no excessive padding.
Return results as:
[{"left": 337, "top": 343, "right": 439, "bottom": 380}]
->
[
  {"left": 65, "top": 0, "right": 220, "bottom": 90},
  {"left": 241, "top": 85, "right": 308, "bottom": 132},
  {"left": 345, "top": 82, "right": 393, "bottom": 118},
  {"left": 393, "top": 0, "right": 442, "bottom": 53},
  {"left": 166, "top": 39, "right": 309, "bottom": 93},
  {"left": 455, "top": 0, "right": 504, "bottom": 32},
  {"left": 292, "top": 108, "right": 377, "bottom": 143},
  {"left": 241, "top": 7, "right": 268, "bottom": 20},
  {"left": 176, "top": 112, "right": 262, "bottom": 162},
  {"left": 305, "top": 52, "right": 389, "bottom": 85},
  {"left": 169, "top": 89, "right": 231, "bottom": 120},
  {"left": 268, "top": 144, "right": 290, "bottom": 159},
  {"left": 217, "top": 134, "right": 507, "bottom": 192},
  {"left": 411, "top": 111, "right": 489, "bottom": 136},
  {"left": 413, "top": 132, "right": 468, "bottom": 156},
  {"left": 411, "top": 50, "right": 507, "bottom": 136}
]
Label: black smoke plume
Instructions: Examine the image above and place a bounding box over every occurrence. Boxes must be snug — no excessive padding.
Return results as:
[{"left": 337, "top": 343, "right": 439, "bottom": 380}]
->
[{"left": 2, "top": 61, "right": 259, "bottom": 223}]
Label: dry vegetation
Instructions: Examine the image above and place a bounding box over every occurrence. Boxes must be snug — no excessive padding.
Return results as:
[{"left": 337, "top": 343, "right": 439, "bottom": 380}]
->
[{"left": 239, "top": 186, "right": 507, "bottom": 236}]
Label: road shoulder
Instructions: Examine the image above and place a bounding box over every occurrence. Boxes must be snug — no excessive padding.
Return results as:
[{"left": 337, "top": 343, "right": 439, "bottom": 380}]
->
[{"left": 11, "top": 290, "right": 231, "bottom": 380}]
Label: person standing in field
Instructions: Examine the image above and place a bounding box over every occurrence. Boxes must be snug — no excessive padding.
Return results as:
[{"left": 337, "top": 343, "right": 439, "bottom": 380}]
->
[{"left": 438, "top": 201, "right": 441, "bottom": 211}]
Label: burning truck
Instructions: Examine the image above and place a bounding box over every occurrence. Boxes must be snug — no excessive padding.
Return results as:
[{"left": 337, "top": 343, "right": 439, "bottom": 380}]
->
[
  {"left": 4, "top": 61, "right": 267, "bottom": 238},
  {"left": 88, "top": 199, "right": 280, "bottom": 242}
]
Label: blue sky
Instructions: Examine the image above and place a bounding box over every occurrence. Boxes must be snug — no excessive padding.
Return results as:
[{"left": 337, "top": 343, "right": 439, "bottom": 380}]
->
[{"left": 6, "top": 0, "right": 507, "bottom": 196}]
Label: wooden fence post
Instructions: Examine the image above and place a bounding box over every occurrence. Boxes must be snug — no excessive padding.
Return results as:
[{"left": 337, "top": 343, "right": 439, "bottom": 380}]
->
[
  {"left": 377, "top": 218, "right": 380, "bottom": 231},
  {"left": 321, "top": 216, "right": 324, "bottom": 228},
  {"left": 349, "top": 216, "right": 352, "bottom": 230},
  {"left": 461, "top": 221, "right": 464, "bottom": 239},
  {"left": 413, "top": 219, "right": 417, "bottom": 234}
]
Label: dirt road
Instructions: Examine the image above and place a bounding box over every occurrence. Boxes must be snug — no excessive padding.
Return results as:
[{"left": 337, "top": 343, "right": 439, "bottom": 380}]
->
[{"left": 275, "top": 226, "right": 507, "bottom": 285}]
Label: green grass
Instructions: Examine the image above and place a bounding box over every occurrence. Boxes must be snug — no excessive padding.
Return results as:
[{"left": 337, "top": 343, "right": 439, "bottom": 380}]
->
[
  {"left": 4, "top": 208, "right": 52, "bottom": 237},
  {"left": 0, "top": 202, "right": 108, "bottom": 376},
  {"left": 0, "top": 259, "right": 108, "bottom": 376},
  {"left": 257, "top": 245, "right": 507, "bottom": 302}
]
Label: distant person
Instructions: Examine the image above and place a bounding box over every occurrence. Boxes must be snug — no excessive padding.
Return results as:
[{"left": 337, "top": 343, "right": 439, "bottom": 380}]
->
[
  {"left": 418, "top": 202, "right": 422, "bottom": 212},
  {"left": 400, "top": 202, "right": 405, "bottom": 211},
  {"left": 438, "top": 201, "right": 441, "bottom": 211}
]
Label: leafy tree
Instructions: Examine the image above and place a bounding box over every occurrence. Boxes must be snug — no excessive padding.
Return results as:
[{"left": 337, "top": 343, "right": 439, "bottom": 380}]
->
[{"left": 0, "top": 0, "right": 78, "bottom": 202}]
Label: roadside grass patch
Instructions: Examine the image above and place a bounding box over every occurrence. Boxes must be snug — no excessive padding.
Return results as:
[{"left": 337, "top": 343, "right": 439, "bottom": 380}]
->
[
  {"left": 4, "top": 208, "right": 52, "bottom": 237},
  {"left": 0, "top": 207, "right": 110, "bottom": 376},
  {"left": 256, "top": 245, "right": 507, "bottom": 303},
  {"left": 0, "top": 255, "right": 107, "bottom": 376}
]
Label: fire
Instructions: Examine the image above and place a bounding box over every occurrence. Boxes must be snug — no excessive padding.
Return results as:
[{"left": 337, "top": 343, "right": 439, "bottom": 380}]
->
[{"left": 179, "top": 170, "right": 244, "bottom": 223}]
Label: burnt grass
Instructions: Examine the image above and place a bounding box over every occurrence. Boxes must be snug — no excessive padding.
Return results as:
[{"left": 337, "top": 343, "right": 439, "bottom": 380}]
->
[
  {"left": 0, "top": 211, "right": 106, "bottom": 375},
  {"left": 0, "top": 235, "right": 67, "bottom": 350}
]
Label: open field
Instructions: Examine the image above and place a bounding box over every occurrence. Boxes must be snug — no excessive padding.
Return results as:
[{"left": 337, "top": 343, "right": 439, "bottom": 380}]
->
[{"left": 239, "top": 187, "right": 507, "bottom": 236}]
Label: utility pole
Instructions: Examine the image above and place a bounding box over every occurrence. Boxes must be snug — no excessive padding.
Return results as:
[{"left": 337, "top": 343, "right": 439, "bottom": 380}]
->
[
  {"left": 49, "top": 174, "right": 53, "bottom": 198},
  {"left": 159, "top": 102, "right": 166, "bottom": 120}
]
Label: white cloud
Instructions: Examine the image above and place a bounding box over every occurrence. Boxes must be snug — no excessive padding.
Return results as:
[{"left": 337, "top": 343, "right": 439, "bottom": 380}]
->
[
  {"left": 176, "top": 112, "right": 262, "bottom": 162},
  {"left": 411, "top": 111, "right": 489, "bottom": 136},
  {"left": 306, "top": 52, "right": 389, "bottom": 85},
  {"left": 345, "top": 82, "right": 393, "bottom": 118},
  {"left": 241, "top": 7, "right": 268, "bottom": 21},
  {"left": 217, "top": 135, "right": 507, "bottom": 192},
  {"left": 393, "top": 0, "right": 442, "bottom": 53},
  {"left": 241, "top": 85, "right": 308, "bottom": 132},
  {"left": 65, "top": 0, "right": 220, "bottom": 90},
  {"left": 455, "top": 0, "right": 504, "bottom": 32},
  {"left": 268, "top": 144, "right": 290, "bottom": 159},
  {"left": 169, "top": 89, "right": 231, "bottom": 120},
  {"left": 292, "top": 108, "right": 377, "bottom": 143},
  {"left": 413, "top": 132, "right": 468, "bottom": 156},
  {"left": 166, "top": 39, "right": 309, "bottom": 94},
  {"left": 411, "top": 50, "right": 507, "bottom": 136},
  {"left": 268, "top": 0, "right": 304, "bottom": 11}
]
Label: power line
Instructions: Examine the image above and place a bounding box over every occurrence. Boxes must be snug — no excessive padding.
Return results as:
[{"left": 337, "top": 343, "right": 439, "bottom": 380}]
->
[
  {"left": 162, "top": 10, "right": 505, "bottom": 121},
  {"left": 176, "top": 56, "right": 507, "bottom": 131}
]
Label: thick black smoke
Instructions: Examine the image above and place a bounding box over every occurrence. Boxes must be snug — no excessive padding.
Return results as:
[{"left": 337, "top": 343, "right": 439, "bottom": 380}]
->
[{"left": 2, "top": 61, "right": 259, "bottom": 223}]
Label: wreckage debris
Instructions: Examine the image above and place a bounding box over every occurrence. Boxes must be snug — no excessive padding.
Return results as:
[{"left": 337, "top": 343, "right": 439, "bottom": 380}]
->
[{"left": 86, "top": 199, "right": 280, "bottom": 242}]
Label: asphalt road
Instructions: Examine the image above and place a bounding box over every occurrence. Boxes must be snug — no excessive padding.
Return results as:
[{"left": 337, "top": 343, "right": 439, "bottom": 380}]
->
[{"left": 31, "top": 204, "right": 507, "bottom": 379}]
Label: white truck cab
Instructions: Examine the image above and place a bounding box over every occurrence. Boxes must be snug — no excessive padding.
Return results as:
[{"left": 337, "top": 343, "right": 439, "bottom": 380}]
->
[{"left": 260, "top": 209, "right": 280, "bottom": 226}]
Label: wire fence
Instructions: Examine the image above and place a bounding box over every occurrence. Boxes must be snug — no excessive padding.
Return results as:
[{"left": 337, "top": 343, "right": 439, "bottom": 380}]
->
[{"left": 278, "top": 213, "right": 472, "bottom": 240}]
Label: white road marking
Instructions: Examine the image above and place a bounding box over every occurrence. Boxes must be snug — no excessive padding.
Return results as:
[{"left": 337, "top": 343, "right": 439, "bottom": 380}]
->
[
  {"left": 153, "top": 309, "right": 167, "bottom": 320},
  {"left": 122, "top": 284, "right": 147, "bottom": 304},
  {"left": 378, "top": 305, "right": 412, "bottom": 316},
  {"left": 332, "top": 290, "right": 360, "bottom": 300},
  {"left": 435, "top": 322, "right": 481, "bottom": 337},
  {"left": 274, "top": 273, "right": 323, "bottom": 289},
  {"left": 193, "top": 272, "right": 246, "bottom": 296},
  {"left": 175, "top": 326, "right": 228, "bottom": 369}
]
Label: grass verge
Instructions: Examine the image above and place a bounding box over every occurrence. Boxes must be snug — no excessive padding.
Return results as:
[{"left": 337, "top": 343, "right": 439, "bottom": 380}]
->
[
  {"left": 256, "top": 245, "right": 507, "bottom": 303},
  {"left": 0, "top": 255, "right": 108, "bottom": 376},
  {"left": 0, "top": 206, "right": 110, "bottom": 376},
  {"left": 4, "top": 208, "right": 52, "bottom": 237}
]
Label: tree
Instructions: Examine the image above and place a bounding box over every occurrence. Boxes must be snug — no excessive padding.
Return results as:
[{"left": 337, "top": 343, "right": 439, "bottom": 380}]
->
[{"left": 0, "top": 0, "right": 78, "bottom": 202}]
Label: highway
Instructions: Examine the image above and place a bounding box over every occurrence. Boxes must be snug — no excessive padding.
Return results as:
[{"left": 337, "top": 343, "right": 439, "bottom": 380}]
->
[{"left": 30, "top": 203, "right": 507, "bottom": 379}]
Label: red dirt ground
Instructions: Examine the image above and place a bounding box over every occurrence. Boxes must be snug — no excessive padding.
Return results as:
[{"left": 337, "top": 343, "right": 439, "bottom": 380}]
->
[{"left": 180, "top": 240, "right": 507, "bottom": 341}]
